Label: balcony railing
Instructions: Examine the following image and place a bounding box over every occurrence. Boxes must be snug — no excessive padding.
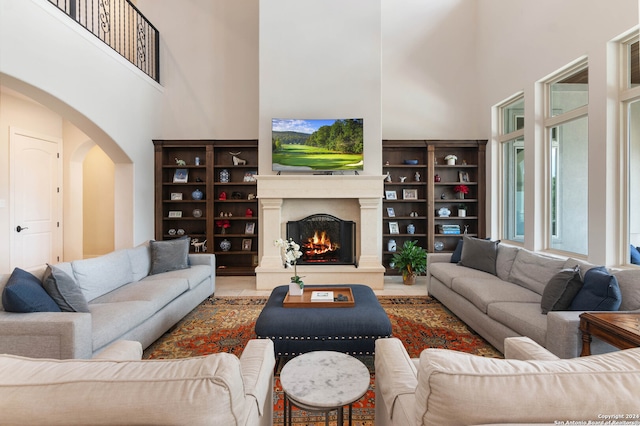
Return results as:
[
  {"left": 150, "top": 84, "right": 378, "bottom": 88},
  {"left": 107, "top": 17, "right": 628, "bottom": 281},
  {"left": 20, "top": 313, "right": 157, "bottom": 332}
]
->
[{"left": 47, "top": 0, "right": 160, "bottom": 83}]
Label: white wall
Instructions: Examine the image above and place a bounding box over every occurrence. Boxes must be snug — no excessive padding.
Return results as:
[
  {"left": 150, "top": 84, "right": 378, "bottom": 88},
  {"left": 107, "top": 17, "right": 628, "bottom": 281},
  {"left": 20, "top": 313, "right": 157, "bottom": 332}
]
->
[
  {"left": 137, "top": 0, "right": 259, "bottom": 139},
  {"left": 381, "top": 0, "right": 480, "bottom": 139},
  {"left": 259, "top": 0, "right": 382, "bottom": 176},
  {"left": 0, "top": 0, "right": 163, "bottom": 266},
  {"left": 475, "top": 0, "right": 638, "bottom": 264}
]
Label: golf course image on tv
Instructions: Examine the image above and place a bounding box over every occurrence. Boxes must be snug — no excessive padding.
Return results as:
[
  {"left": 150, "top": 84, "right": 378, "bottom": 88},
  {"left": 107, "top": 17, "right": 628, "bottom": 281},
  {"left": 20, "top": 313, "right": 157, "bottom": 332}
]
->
[{"left": 272, "top": 118, "right": 364, "bottom": 172}]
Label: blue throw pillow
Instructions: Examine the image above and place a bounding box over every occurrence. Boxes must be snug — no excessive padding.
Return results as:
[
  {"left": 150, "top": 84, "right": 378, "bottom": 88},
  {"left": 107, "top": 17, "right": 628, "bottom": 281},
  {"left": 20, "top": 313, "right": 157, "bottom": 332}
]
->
[
  {"left": 569, "top": 266, "right": 622, "bottom": 311},
  {"left": 630, "top": 244, "right": 640, "bottom": 265},
  {"left": 2, "top": 268, "right": 61, "bottom": 313}
]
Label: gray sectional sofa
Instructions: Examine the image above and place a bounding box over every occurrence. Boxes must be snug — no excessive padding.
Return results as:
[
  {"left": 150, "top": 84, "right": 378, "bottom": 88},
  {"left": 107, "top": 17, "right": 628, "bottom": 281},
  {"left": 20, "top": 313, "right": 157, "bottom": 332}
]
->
[
  {"left": 0, "top": 240, "right": 215, "bottom": 359},
  {"left": 427, "top": 237, "right": 640, "bottom": 358}
]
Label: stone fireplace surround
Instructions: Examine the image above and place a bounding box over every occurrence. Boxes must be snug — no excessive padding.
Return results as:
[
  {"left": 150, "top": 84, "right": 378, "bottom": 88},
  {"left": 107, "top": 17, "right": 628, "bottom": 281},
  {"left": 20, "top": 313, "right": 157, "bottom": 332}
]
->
[{"left": 255, "top": 175, "right": 385, "bottom": 290}]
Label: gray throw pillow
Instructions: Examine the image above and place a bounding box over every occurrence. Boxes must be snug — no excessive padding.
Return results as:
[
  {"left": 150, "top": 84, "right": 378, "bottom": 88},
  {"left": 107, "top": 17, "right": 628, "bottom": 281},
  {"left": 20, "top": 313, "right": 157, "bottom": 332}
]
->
[
  {"left": 540, "top": 267, "right": 583, "bottom": 314},
  {"left": 150, "top": 237, "right": 191, "bottom": 275},
  {"left": 42, "top": 264, "right": 90, "bottom": 313},
  {"left": 459, "top": 235, "right": 499, "bottom": 275}
]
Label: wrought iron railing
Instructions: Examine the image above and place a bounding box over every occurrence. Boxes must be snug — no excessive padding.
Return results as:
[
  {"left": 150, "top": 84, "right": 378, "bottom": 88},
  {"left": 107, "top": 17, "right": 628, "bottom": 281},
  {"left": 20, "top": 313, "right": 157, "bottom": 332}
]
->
[{"left": 47, "top": 0, "right": 160, "bottom": 83}]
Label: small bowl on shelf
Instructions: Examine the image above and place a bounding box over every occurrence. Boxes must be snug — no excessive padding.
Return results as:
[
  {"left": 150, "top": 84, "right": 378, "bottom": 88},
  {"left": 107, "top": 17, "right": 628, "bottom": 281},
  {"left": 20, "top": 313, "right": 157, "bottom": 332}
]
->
[{"left": 403, "top": 159, "right": 419, "bottom": 165}]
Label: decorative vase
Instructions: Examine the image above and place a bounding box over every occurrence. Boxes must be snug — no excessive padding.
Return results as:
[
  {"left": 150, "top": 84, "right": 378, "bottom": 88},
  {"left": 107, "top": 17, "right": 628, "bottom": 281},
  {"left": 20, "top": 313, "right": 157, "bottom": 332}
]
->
[
  {"left": 192, "top": 188, "right": 203, "bottom": 200},
  {"left": 457, "top": 192, "right": 465, "bottom": 199},
  {"left": 407, "top": 223, "right": 415, "bottom": 234},
  {"left": 447, "top": 159, "right": 455, "bottom": 165},
  {"left": 220, "top": 239, "right": 231, "bottom": 251},
  {"left": 434, "top": 174, "right": 441, "bottom": 182},
  {"left": 403, "top": 273, "right": 417, "bottom": 286},
  {"left": 458, "top": 209, "right": 466, "bottom": 217},
  {"left": 219, "top": 169, "right": 230, "bottom": 183},
  {"left": 289, "top": 282, "right": 304, "bottom": 296},
  {"left": 388, "top": 239, "right": 397, "bottom": 252}
]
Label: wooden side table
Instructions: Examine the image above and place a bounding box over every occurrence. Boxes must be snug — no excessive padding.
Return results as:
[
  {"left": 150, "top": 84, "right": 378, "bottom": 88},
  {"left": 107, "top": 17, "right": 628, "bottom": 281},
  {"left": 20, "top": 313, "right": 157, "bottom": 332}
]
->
[{"left": 579, "top": 312, "right": 640, "bottom": 356}]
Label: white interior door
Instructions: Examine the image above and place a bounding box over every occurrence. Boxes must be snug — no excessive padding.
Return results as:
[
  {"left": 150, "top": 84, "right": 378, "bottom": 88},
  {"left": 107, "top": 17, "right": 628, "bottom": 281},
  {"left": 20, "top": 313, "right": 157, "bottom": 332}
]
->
[{"left": 10, "top": 127, "right": 62, "bottom": 271}]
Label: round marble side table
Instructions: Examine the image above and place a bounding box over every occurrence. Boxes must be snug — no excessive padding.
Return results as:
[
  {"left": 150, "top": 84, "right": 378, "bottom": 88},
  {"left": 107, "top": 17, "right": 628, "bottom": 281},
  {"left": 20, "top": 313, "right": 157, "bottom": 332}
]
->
[{"left": 280, "top": 351, "right": 370, "bottom": 426}]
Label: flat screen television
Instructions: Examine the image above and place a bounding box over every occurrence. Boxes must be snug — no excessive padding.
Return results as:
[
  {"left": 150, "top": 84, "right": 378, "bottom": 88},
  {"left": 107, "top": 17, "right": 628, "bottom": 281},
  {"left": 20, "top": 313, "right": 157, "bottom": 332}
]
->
[{"left": 272, "top": 118, "right": 364, "bottom": 172}]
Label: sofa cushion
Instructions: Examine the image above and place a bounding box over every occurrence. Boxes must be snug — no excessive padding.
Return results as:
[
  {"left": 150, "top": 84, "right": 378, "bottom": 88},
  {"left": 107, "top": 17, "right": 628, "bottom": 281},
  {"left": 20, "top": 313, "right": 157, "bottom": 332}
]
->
[
  {"left": 631, "top": 245, "right": 640, "bottom": 265},
  {"left": 90, "top": 278, "right": 189, "bottom": 313},
  {"left": 414, "top": 347, "right": 640, "bottom": 425},
  {"left": 613, "top": 269, "right": 640, "bottom": 311},
  {"left": 150, "top": 237, "right": 190, "bottom": 275},
  {"left": 508, "top": 249, "right": 566, "bottom": 295},
  {"left": 1, "top": 268, "right": 60, "bottom": 313},
  {"left": 452, "top": 278, "right": 541, "bottom": 314},
  {"left": 73, "top": 249, "right": 134, "bottom": 302},
  {"left": 142, "top": 264, "right": 211, "bottom": 290},
  {"left": 127, "top": 243, "right": 151, "bottom": 282},
  {"left": 569, "top": 266, "right": 622, "bottom": 311},
  {"left": 563, "top": 257, "right": 599, "bottom": 280},
  {"left": 89, "top": 301, "right": 158, "bottom": 351},
  {"left": 0, "top": 352, "right": 250, "bottom": 426},
  {"left": 540, "top": 267, "right": 583, "bottom": 314},
  {"left": 459, "top": 235, "right": 499, "bottom": 275},
  {"left": 429, "top": 262, "right": 490, "bottom": 289},
  {"left": 42, "top": 265, "right": 90, "bottom": 313},
  {"left": 487, "top": 302, "right": 547, "bottom": 346},
  {"left": 495, "top": 244, "right": 519, "bottom": 282}
]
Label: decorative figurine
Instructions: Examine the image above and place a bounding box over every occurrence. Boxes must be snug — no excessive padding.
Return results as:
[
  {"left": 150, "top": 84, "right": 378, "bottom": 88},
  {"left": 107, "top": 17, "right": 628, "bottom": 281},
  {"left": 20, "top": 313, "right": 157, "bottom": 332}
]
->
[
  {"left": 415, "top": 172, "right": 421, "bottom": 182},
  {"left": 219, "top": 191, "right": 227, "bottom": 200},
  {"left": 400, "top": 176, "right": 407, "bottom": 182},
  {"left": 191, "top": 239, "right": 207, "bottom": 253},
  {"left": 195, "top": 156, "right": 200, "bottom": 166},
  {"left": 441, "top": 193, "right": 446, "bottom": 199},
  {"left": 229, "top": 151, "right": 247, "bottom": 165},
  {"left": 434, "top": 174, "right": 440, "bottom": 182},
  {"left": 175, "top": 158, "right": 186, "bottom": 166},
  {"left": 385, "top": 172, "right": 392, "bottom": 182},
  {"left": 246, "top": 208, "right": 253, "bottom": 217}
]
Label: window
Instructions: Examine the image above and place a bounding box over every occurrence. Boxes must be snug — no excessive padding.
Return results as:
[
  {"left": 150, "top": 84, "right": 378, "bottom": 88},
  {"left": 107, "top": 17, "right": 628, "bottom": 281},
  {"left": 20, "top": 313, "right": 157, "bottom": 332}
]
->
[
  {"left": 498, "top": 96, "right": 525, "bottom": 242},
  {"left": 545, "top": 63, "right": 589, "bottom": 255},
  {"left": 623, "top": 34, "right": 640, "bottom": 264}
]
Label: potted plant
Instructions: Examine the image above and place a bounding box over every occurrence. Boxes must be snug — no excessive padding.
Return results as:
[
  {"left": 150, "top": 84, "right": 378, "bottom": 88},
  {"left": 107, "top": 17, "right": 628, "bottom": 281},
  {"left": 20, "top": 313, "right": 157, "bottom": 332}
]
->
[
  {"left": 457, "top": 204, "right": 467, "bottom": 217},
  {"left": 274, "top": 238, "right": 304, "bottom": 295},
  {"left": 391, "top": 240, "right": 428, "bottom": 285},
  {"left": 444, "top": 154, "right": 457, "bottom": 165},
  {"left": 454, "top": 184, "right": 469, "bottom": 199}
]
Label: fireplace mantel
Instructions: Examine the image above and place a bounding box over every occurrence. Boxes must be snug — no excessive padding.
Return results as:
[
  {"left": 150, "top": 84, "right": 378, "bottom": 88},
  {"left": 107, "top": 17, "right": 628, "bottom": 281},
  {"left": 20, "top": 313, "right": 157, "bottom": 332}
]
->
[{"left": 255, "top": 174, "right": 386, "bottom": 290}]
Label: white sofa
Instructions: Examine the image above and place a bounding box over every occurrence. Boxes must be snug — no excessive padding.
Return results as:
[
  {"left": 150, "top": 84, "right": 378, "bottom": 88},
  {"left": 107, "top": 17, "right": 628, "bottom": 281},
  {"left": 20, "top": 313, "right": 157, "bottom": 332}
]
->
[
  {"left": 0, "top": 240, "right": 215, "bottom": 359},
  {"left": 375, "top": 336, "right": 640, "bottom": 426},
  {"left": 427, "top": 239, "right": 640, "bottom": 358},
  {"left": 0, "top": 339, "right": 275, "bottom": 426}
]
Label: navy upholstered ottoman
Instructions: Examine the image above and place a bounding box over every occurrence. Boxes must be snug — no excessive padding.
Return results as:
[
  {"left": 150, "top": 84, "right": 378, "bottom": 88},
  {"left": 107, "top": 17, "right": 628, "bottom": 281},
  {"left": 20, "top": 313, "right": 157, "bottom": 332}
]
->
[{"left": 254, "top": 284, "right": 392, "bottom": 356}]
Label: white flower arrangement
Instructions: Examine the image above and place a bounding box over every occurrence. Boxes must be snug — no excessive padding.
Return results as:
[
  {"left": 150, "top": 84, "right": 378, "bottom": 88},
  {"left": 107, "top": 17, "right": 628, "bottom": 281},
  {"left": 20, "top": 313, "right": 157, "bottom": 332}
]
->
[
  {"left": 274, "top": 238, "right": 304, "bottom": 288},
  {"left": 444, "top": 154, "right": 457, "bottom": 161}
]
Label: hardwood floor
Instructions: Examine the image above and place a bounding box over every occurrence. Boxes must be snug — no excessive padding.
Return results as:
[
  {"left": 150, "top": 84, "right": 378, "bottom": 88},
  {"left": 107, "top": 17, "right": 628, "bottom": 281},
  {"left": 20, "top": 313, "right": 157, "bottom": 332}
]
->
[{"left": 215, "top": 275, "right": 428, "bottom": 297}]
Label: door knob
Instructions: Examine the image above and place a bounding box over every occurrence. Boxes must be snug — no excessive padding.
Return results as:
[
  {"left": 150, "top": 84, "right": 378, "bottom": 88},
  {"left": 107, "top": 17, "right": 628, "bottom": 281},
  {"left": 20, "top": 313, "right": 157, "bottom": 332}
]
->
[{"left": 16, "top": 225, "right": 28, "bottom": 232}]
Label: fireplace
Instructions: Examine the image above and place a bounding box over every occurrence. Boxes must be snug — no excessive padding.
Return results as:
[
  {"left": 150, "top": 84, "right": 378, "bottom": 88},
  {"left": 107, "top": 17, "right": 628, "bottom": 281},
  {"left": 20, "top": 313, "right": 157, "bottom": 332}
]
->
[{"left": 287, "top": 214, "right": 356, "bottom": 266}]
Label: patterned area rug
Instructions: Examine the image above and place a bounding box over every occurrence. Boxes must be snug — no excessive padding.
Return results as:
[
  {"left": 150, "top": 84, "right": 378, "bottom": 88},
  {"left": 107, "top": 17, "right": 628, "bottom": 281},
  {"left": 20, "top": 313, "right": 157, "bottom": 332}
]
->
[{"left": 143, "top": 295, "right": 501, "bottom": 425}]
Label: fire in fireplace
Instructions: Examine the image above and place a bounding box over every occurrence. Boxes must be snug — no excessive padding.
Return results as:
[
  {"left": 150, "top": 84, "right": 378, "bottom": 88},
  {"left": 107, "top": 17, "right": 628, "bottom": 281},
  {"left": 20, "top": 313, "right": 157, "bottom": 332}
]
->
[{"left": 287, "top": 214, "right": 356, "bottom": 266}]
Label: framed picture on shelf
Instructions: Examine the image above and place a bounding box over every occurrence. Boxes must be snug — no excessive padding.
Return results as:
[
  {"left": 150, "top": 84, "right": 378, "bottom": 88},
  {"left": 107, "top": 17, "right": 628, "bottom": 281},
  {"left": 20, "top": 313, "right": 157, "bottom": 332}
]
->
[
  {"left": 245, "top": 222, "right": 256, "bottom": 234},
  {"left": 173, "top": 168, "right": 188, "bottom": 183},
  {"left": 389, "top": 221, "right": 399, "bottom": 234},
  {"left": 168, "top": 211, "right": 182, "bottom": 218},
  {"left": 385, "top": 190, "right": 397, "bottom": 200},
  {"left": 458, "top": 171, "right": 470, "bottom": 182},
  {"left": 242, "top": 239, "right": 252, "bottom": 251},
  {"left": 386, "top": 207, "right": 396, "bottom": 217},
  {"left": 170, "top": 192, "right": 183, "bottom": 200},
  {"left": 402, "top": 189, "right": 418, "bottom": 200},
  {"left": 243, "top": 171, "right": 257, "bottom": 182}
]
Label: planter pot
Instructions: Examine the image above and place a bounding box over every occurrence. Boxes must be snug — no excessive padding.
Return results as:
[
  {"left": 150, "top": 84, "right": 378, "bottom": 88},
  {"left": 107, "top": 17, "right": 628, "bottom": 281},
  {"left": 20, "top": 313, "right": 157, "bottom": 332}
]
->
[
  {"left": 447, "top": 159, "right": 455, "bottom": 165},
  {"left": 402, "top": 273, "right": 417, "bottom": 286},
  {"left": 458, "top": 209, "right": 466, "bottom": 217},
  {"left": 289, "top": 282, "right": 304, "bottom": 296}
]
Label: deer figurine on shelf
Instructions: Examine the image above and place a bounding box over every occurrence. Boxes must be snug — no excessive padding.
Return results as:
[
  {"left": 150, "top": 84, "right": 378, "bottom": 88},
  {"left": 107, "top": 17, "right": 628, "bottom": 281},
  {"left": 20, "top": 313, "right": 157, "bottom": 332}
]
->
[
  {"left": 229, "top": 151, "right": 247, "bottom": 166},
  {"left": 191, "top": 239, "right": 207, "bottom": 253}
]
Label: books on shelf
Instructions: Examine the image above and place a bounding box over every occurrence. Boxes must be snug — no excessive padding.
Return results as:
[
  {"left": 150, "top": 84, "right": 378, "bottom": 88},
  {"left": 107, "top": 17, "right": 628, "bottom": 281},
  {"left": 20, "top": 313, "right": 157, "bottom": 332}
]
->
[
  {"left": 311, "top": 291, "right": 334, "bottom": 302},
  {"left": 438, "top": 225, "right": 461, "bottom": 234}
]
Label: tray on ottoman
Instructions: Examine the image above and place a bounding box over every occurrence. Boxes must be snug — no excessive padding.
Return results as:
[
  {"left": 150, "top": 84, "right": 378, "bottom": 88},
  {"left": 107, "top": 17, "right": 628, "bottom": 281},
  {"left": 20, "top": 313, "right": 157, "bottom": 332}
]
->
[
  {"left": 283, "top": 287, "right": 354, "bottom": 308},
  {"left": 255, "top": 284, "right": 392, "bottom": 356}
]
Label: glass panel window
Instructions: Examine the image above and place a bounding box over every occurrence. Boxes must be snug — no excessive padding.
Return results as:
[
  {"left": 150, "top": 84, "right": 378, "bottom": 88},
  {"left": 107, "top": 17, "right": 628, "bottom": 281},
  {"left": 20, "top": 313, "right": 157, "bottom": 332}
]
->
[
  {"left": 502, "top": 137, "right": 524, "bottom": 241},
  {"left": 628, "top": 100, "right": 640, "bottom": 259},
  {"left": 629, "top": 40, "right": 639, "bottom": 89},
  {"left": 502, "top": 98, "right": 525, "bottom": 134},
  {"left": 550, "top": 68, "right": 588, "bottom": 116},
  {"left": 549, "top": 116, "right": 588, "bottom": 255}
]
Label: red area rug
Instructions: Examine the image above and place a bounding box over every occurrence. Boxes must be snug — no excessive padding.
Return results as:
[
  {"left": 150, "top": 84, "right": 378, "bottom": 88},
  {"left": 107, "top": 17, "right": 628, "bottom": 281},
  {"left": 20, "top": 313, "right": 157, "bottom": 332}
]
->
[{"left": 144, "top": 295, "right": 501, "bottom": 425}]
